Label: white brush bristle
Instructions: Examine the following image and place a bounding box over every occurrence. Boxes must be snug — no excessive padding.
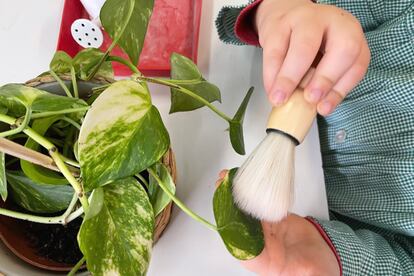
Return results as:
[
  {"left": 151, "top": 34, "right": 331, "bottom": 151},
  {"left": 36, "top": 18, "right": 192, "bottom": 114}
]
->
[{"left": 233, "top": 133, "right": 295, "bottom": 222}]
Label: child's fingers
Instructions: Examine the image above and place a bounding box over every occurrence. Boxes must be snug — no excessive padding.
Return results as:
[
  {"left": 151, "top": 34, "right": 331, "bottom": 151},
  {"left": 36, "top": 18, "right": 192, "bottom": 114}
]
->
[
  {"left": 330, "top": 41, "right": 371, "bottom": 98},
  {"left": 219, "top": 169, "right": 228, "bottom": 179},
  {"left": 304, "top": 28, "right": 362, "bottom": 104},
  {"left": 261, "top": 26, "right": 290, "bottom": 93},
  {"left": 269, "top": 25, "right": 323, "bottom": 105},
  {"left": 303, "top": 12, "right": 363, "bottom": 102},
  {"left": 317, "top": 90, "right": 343, "bottom": 116},
  {"left": 215, "top": 169, "right": 229, "bottom": 188},
  {"left": 317, "top": 42, "right": 370, "bottom": 116}
]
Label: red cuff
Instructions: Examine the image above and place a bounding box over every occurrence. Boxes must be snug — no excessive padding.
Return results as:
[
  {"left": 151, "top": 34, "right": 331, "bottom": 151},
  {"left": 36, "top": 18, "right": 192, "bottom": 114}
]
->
[
  {"left": 234, "top": 0, "right": 264, "bottom": 46},
  {"left": 305, "top": 217, "right": 343, "bottom": 276},
  {"left": 235, "top": 0, "right": 317, "bottom": 47}
]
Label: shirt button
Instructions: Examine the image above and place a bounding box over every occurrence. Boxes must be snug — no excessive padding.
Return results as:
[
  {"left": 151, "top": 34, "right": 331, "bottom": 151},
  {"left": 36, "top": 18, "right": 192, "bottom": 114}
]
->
[{"left": 335, "top": 129, "right": 347, "bottom": 144}]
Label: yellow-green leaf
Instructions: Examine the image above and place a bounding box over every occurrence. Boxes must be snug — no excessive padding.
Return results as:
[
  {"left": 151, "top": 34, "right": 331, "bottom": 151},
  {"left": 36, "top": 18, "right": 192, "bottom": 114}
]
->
[
  {"left": 78, "top": 177, "right": 154, "bottom": 276},
  {"left": 50, "top": 51, "right": 72, "bottom": 74},
  {"left": 21, "top": 116, "right": 68, "bottom": 185},
  {"left": 148, "top": 163, "right": 175, "bottom": 217},
  {"left": 100, "top": 0, "right": 154, "bottom": 65},
  {"left": 229, "top": 87, "right": 254, "bottom": 155},
  {"left": 73, "top": 48, "right": 114, "bottom": 80},
  {"left": 0, "top": 84, "right": 88, "bottom": 117},
  {"left": 78, "top": 80, "right": 170, "bottom": 191}
]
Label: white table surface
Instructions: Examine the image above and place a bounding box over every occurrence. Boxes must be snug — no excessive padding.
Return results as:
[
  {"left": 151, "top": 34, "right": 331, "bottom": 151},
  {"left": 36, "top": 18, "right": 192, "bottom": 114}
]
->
[{"left": 0, "top": 1, "right": 329, "bottom": 275}]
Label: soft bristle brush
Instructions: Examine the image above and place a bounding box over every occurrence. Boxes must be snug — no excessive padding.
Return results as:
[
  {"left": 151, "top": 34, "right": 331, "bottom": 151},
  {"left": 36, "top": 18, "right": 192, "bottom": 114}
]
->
[{"left": 233, "top": 69, "right": 317, "bottom": 222}]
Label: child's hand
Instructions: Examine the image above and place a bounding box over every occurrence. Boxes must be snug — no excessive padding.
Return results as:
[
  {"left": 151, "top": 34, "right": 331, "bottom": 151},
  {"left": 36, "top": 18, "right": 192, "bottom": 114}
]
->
[
  {"left": 216, "top": 170, "right": 340, "bottom": 275},
  {"left": 255, "top": 0, "right": 370, "bottom": 115},
  {"left": 241, "top": 215, "right": 340, "bottom": 276}
]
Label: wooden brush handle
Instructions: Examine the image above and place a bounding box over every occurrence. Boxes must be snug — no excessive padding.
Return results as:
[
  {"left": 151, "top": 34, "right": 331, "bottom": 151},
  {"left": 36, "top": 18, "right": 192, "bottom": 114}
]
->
[{"left": 267, "top": 68, "right": 317, "bottom": 144}]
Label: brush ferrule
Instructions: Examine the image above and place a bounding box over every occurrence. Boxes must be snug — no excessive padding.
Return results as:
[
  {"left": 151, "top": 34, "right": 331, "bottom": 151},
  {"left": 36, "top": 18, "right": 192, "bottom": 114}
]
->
[
  {"left": 266, "top": 128, "right": 300, "bottom": 146},
  {"left": 266, "top": 89, "right": 317, "bottom": 144}
]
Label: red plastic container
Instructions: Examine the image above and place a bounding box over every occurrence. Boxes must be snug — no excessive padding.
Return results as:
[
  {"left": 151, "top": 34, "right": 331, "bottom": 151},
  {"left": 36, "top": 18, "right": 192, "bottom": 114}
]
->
[{"left": 57, "top": 0, "right": 202, "bottom": 76}]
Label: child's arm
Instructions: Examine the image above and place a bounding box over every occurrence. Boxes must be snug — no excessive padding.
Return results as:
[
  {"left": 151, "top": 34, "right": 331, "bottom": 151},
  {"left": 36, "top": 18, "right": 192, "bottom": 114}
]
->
[
  {"left": 307, "top": 214, "right": 414, "bottom": 275},
  {"left": 216, "top": 1, "right": 414, "bottom": 275}
]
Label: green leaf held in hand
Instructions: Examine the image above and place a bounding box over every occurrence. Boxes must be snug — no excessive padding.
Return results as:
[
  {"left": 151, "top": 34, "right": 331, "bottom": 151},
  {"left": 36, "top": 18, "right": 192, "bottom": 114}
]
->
[
  {"left": 21, "top": 116, "right": 68, "bottom": 185},
  {"left": 7, "top": 171, "right": 73, "bottom": 214},
  {"left": 169, "top": 53, "right": 221, "bottom": 113},
  {"left": 100, "top": 0, "right": 154, "bottom": 65},
  {"left": 229, "top": 87, "right": 254, "bottom": 155},
  {"left": 148, "top": 163, "right": 176, "bottom": 217},
  {"left": 213, "top": 168, "right": 264, "bottom": 260},
  {"left": 78, "top": 177, "right": 154, "bottom": 276},
  {"left": 50, "top": 51, "right": 73, "bottom": 74},
  {"left": 73, "top": 48, "right": 114, "bottom": 80},
  {"left": 0, "top": 152, "right": 7, "bottom": 201},
  {"left": 78, "top": 80, "right": 170, "bottom": 191}
]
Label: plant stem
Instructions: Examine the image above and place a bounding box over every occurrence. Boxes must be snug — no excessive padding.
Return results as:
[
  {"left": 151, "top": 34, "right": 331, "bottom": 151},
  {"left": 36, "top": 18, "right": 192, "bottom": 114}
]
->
[
  {"left": 50, "top": 150, "right": 89, "bottom": 213},
  {"left": 136, "top": 173, "right": 149, "bottom": 189},
  {"left": 92, "top": 84, "right": 111, "bottom": 94},
  {"left": 63, "top": 127, "right": 74, "bottom": 157},
  {"left": 62, "top": 193, "right": 79, "bottom": 224},
  {"left": 0, "top": 113, "right": 89, "bottom": 213},
  {"left": 68, "top": 256, "right": 86, "bottom": 276},
  {"left": 62, "top": 116, "right": 81, "bottom": 130},
  {"left": 108, "top": 56, "right": 140, "bottom": 75},
  {"left": 0, "top": 106, "right": 31, "bottom": 138},
  {"left": 0, "top": 208, "right": 66, "bottom": 224},
  {"left": 85, "top": 52, "right": 109, "bottom": 81},
  {"left": 66, "top": 207, "right": 84, "bottom": 224},
  {"left": 51, "top": 126, "right": 66, "bottom": 137},
  {"left": 71, "top": 66, "right": 79, "bottom": 98},
  {"left": 59, "top": 154, "right": 80, "bottom": 168},
  {"left": 31, "top": 106, "right": 90, "bottom": 119},
  {"left": 136, "top": 76, "right": 232, "bottom": 122},
  {"left": 50, "top": 70, "right": 73, "bottom": 98},
  {"left": 148, "top": 168, "right": 217, "bottom": 232},
  {"left": 0, "top": 193, "right": 79, "bottom": 225}
]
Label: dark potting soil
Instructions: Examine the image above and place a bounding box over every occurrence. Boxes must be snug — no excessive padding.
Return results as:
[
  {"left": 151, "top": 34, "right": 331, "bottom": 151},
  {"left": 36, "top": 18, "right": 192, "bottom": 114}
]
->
[{"left": 24, "top": 217, "right": 83, "bottom": 265}]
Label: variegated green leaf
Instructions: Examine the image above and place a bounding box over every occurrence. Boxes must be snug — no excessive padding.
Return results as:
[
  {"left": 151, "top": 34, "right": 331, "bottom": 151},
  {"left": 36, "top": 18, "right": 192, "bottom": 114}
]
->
[
  {"left": 0, "top": 152, "right": 6, "bottom": 201},
  {"left": 78, "top": 80, "right": 170, "bottom": 191},
  {"left": 73, "top": 48, "right": 114, "bottom": 80},
  {"left": 100, "top": 0, "right": 154, "bottom": 65},
  {"left": 0, "top": 84, "right": 88, "bottom": 117},
  {"left": 50, "top": 51, "right": 72, "bottom": 73},
  {"left": 0, "top": 103, "right": 8, "bottom": 114},
  {"left": 229, "top": 87, "right": 254, "bottom": 155},
  {"left": 148, "top": 163, "right": 175, "bottom": 217},
  {"left": 85, "top": 187, "right": 104, "bottom": 220},
  {"left": 169, "top": 53, "right": 221, "bottom": 113},
  {"left": 7, "top": 171, "right": 73, "bottom": 213},
  {"left": 21, "top": 116, "right": 68, "bottom": 185},
  {"left": 213, "top": 168, "right": 264, "bottom": 260},
  {"left": 78, "top": 177, "right": 154, "bottom": 275}
]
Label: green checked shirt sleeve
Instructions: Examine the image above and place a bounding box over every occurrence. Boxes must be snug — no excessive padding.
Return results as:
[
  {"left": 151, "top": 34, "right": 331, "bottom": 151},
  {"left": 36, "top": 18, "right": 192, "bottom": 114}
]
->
[
  {"left": 216, "top": 1, "right": 414, "bottom": 275},
  {"left": 215, "top": 2, "right": 253, "bottom": 45}
]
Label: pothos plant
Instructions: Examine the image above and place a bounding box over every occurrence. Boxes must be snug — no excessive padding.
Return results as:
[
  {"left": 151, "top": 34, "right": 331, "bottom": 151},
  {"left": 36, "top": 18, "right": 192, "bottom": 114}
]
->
[{"left": 0, "top": 0, "right": 264, "bottom": 275}]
